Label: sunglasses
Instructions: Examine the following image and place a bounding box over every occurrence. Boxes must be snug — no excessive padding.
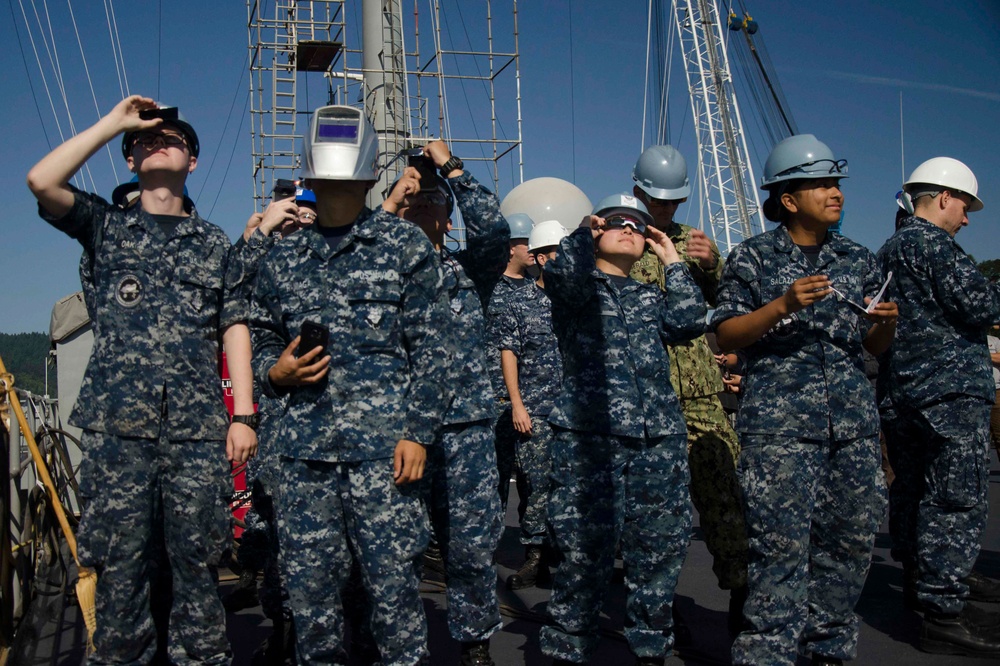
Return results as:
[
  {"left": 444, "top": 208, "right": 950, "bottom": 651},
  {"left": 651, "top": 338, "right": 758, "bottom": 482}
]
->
[
  {"left": 774, "top": 158, "right": 848, "bottom": 179},
  {"left": 132, "top": 132, "right": 188, "bottom": 150},
  {"left": 604, "top": 215, "right": 647, "bottom": 235}
]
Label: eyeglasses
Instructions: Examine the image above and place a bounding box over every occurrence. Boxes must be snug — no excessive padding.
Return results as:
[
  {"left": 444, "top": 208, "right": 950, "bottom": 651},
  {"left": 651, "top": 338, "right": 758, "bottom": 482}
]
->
[
  {"left": 132, "top": 132, "right": 188, "bottom": 151},
  {"left": 298, "top": 212, "right": 318, "bottom": 222},
  {"left": 604, "top": 215, "right": 647, "bottom": 235},
  {"left": 775, "top": 158, "right": 848, "bottom": 179}
]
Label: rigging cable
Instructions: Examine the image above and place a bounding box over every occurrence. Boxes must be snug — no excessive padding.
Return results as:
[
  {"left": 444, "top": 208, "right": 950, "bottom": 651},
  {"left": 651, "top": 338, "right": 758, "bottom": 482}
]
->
[
  {"left": 103, "top": 0, "right": 130, "bottom": 99},
  {"left": 8, "top": 0, "right": 53, "bottom": 150},
  {"left": 195, "top": 50, "right": 250, "bottom": 204},
  {"left": 206, "top": 90, "right": 251, "bottom": 220},
  {"left": 640, "top": 0, "right": 653, "bottom": 151},
  {"left": 66, "top": 0, "right": 121, "bottom": 183},
  {"left": 567, "top": 0, "right": 576, "bottom": 183}
]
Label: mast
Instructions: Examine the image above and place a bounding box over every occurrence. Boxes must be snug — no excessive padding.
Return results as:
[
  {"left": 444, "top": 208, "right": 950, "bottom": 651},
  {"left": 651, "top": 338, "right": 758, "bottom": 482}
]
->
[{"left": 672, "top": 0, "right": 762, "bottom": 255}]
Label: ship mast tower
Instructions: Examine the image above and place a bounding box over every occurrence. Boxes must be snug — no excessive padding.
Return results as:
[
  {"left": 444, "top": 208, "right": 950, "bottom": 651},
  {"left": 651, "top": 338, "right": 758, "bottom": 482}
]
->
[
  {"left": 247, "top": 0, "right": 524, "bottom": 227},
  {"left": 671, "top": 0, "right": 763, "bottom": 254}
]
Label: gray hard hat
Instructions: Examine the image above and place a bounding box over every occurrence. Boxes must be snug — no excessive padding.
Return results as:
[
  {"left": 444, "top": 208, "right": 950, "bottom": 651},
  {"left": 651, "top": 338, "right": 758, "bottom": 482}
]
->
[
  {"left": 760, "top": 134, "right": 847, "bottom": 191},
  {"left": 505, "top": 213, "right": 534, "bottom": 240},
  {"left": 632, "top": 145, "right": 691, "bottom": 200},
  {"left": 592, "top": 193, "right": 654, "bottom": 229}
]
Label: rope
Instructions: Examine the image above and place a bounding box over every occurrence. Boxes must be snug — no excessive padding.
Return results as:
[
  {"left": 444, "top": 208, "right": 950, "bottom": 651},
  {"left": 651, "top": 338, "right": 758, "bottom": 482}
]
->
[{"left": 66, "top": 0, "right": 121, "bottom": 183}]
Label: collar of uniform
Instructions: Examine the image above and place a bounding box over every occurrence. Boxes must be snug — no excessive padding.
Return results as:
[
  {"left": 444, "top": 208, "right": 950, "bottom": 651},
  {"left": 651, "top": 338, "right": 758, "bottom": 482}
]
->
[{"left": 300, "top": 206, "right": 376, "bottom": 259}]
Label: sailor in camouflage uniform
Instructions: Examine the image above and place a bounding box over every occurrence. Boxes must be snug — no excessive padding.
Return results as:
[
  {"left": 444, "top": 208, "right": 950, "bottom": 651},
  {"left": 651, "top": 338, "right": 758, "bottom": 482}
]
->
[
  {"left": 249, "top": 106, "right": 451, "bottom": 665},
  {"left": 487, "top": 212, "right": 535, "bottom": 514},
  {"left": 629, "top": 145, "right": 749, "bottom": 629},
  {"left": 226, "top": 190, "right": 317, "bottom": 660},
  {"left": 27, "top": 96, "right": 258, "bottom": 664},
  {"left": 878, "top": 157, "right": 1000, "bottom": 657},
  {"left": 496, "top": 219, "right": 568, "bottom": 590},
  {"left": 712, "top": 135, "right": 896, "bottom": 666},
  {"left": 395, "top": 140, "right": 507, "bottom": 666},
  {"left": 540, "top": 195, "right": 705, "bottom": 666}
]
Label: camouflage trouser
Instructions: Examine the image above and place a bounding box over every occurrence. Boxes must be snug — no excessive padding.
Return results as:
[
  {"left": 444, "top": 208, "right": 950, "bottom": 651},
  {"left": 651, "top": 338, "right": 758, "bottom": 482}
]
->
[
  {"left": 77, "top": 431, "right": 232, "bottom": 665},
  {"left": 991, "top": 390, "right": 1000, "bottom": 453},
  {"left": 732, "top": 435, "right": 885, "bottom": 666},
  {"left": 681, "top": 394, "right": 748, "bottom": 590},
  {"left": 882, "top": 396, "right": 991, "bottom": 615},
  {"left": 494, "top": 402, "right": 518, "bottom": 515},
  {"left": 278, "top": 457, "right": 429, "bottom": 665},
  {"left": 424, "top": 421, "right": 503, "bottom": 642},
  {"left": 540, "top": 429, "right": 691, "bottom": 662},
  {"left": 238, "top": 415, "right": 288, "bottom": 621},
  {"left": 514, "top": 414, "right": 554, "bottom": 546}
]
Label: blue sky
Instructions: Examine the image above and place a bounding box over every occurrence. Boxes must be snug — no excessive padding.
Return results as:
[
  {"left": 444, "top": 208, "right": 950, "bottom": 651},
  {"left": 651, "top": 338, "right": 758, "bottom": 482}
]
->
[{"left": 2, "top": 0, "right": 999, "bottom": 333}]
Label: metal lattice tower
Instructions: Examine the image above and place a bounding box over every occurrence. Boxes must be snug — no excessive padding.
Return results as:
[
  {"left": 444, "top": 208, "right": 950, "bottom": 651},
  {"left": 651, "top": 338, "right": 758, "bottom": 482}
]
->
[
  {"left": 248, "top": 0, "right": 524, "bottom": 231},
  {"left": 673, "top": 0, "right": 762, "bottom": 255}
]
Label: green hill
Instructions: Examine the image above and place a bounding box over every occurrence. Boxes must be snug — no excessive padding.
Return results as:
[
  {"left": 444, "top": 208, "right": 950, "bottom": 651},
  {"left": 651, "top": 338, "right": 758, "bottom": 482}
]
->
[{"left": 0, "top": 332, "right": 54, "bottom": 395}]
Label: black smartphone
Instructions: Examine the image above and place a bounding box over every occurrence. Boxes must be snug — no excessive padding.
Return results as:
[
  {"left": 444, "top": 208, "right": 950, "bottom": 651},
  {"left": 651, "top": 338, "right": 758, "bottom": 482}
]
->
[
  {"left": 272, "top": 179, "right": 297, "bottom": 201},
  {"left": 405, "top": 148, "right": 437, "bottom": 189},
  {"left": 298, "top": 320, "right": 329, "bottom": 358},
  {"left": 139, "top": 106, "right": 179, "bottom": 121}
]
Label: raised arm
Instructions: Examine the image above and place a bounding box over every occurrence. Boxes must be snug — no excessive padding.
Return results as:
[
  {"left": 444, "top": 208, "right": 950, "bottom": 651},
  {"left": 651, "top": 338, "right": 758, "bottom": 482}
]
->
[{"left": 27, "top": 96, "right": 161, "bottom": 218}]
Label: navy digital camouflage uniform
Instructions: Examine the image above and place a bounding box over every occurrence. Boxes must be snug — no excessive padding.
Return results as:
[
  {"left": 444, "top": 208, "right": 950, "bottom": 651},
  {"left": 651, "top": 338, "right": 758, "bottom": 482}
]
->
[
  {"left": 630, "top": 220, "right": 748, "bottom": 591},
  {"left": 496, "top": 279, "right": 561, "bottom": 546},
  {"left": 712, "top": 226, "right": 887, "bottom": 665},
  {"left": 41, "top": 188, "right": 239, "bottom": 665},
  {"left": 487, "top": 274, "right": 531, "bottom": 512},
  {"left": 421, "top": 171, "right": 507, "bottom": 644},
  {"left": 226, "top": 230, "right": 290, "bottom": 621},
  {"left": 877, "top": 215, "right": 1000, "bottom": 616},
  {"left": 249, "top": 207, "right": 452, "bottom": 665},
  {"left": 539, "top": 227, "right": 706, "bottom": 663}
]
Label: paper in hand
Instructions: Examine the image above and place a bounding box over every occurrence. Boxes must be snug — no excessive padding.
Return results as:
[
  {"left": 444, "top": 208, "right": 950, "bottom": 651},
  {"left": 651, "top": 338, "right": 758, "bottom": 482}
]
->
[{"left": 830, "top": 272, "right": 893, "bottom": 316}]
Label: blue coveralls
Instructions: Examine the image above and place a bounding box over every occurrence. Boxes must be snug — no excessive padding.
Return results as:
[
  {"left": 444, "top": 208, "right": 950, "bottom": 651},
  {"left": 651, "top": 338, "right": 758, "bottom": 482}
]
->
[
  {"left": 712, "top": 226, "right": 887, "bottom": 665},
  {"left": 539, "top": 228, "right": 705, "bottom": 663},
  {"left": 41, "top": 189, "right": 240, "bottom": 665},
  {"left": 877, "top": 215, "right": 1000, "bottom": 616},
  {"left": 422, "top": 172, "right": 508, "bottom": 644},
  {"left": 249, "top": 207, "right": 452, "bottom": 665}
]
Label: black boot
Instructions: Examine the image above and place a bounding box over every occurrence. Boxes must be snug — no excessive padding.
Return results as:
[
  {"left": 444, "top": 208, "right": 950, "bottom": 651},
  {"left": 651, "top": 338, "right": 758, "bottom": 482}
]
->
[
  {"left": 728, "top": 586, "right": 749, "bottom": 636},
  {"left": 964, "top": 570, "right": 1000, "bottom": 603},
  {"left": 672, "top": 605, "right": 693, "bottom": 647},
  {"left": 460, "top": 640, "right": 495, "bottom": 666},
  {"left": 507, "top": 546, "right": 547, "bottom": 590},
  {"left": 223, "top": 568, "right": 259, "bottom": 612},
  {"left": 635, "top": 658, "right": 665, "bottom": 666},
  {"left": 920, "top": 606, "right": 1000, "bottom": 657},
  {"left": 811, "top": 656, "right": 843, "bottom": 666}
]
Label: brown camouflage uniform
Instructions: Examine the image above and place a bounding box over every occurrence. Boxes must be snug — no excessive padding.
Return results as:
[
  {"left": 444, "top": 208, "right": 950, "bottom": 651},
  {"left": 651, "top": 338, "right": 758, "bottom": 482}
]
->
[{"left": 630, "top": 220, "right": 748, "bottom": 590}]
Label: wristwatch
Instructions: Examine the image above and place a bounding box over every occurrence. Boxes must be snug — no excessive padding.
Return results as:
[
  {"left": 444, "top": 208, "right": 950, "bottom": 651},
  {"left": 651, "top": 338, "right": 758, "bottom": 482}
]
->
[
  {"left": 440, "top": 155, "right": 463, "bottom": 177},
  {"left": 232, "top": 413, "right": 260, "bottom": 431}
]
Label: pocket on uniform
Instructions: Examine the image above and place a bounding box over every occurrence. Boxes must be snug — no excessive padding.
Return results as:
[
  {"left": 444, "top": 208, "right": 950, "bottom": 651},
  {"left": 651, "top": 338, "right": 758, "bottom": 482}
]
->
[
  {"left": 347, "top": 282, "right": 402, "bottom": 351},
  {"left": 931, "top": 447, "right": 985, "bottom": 509},
  {"left": 178, "top": 264, "right": 222, "bottom": 315}
]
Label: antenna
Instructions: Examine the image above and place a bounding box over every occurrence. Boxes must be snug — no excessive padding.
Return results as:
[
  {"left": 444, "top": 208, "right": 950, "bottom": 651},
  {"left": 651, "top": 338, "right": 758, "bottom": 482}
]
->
[{"left": 899, "top": 90, "right": 905, "bottom": 183}]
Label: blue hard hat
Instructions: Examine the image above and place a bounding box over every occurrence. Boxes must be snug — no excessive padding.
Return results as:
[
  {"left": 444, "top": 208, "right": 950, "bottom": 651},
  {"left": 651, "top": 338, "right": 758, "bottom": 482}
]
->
[
  {"left": 592, "top": 193, "right": 654, "bottom": 229},
  {"left": 505, "top": 213, "right": 534, "bottom": 240},
  {"left": 760, "top": 134, "right": 847, "bottom": 191},
  {"left": 295, "top": 187, "right": 317, "bottom": 204}
]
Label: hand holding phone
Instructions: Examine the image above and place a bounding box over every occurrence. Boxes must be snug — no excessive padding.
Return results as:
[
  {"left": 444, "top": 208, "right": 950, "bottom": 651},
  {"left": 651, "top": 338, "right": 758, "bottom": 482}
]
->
[{"left": 298, "top": 320, "right": 330, "bottom": 358}]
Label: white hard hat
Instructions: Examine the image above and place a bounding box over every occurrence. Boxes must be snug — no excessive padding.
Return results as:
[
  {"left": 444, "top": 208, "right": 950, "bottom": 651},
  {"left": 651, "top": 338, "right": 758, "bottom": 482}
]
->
[
  {"left": 904, "top": 156, "right": 983, "bottom": 212},
  {"left": 302, "top": 105, "right": 379, "bottom": 181},
  {"left": 527, "top": 220, "right": 569, "bottom": 252},
  {"left": 501, "top": 177, "right": 593, "bottom": 229}
]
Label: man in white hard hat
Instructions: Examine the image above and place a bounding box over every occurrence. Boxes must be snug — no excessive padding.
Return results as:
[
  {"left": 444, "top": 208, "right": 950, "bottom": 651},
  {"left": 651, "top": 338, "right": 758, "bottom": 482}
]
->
[
  {"left": 878, "top": 156, "right": 1000, "bottom": 657},
  {"left": 498, "top": 219, "right": 569, "bottom": 590},
  {"left": 248, "top": 105, "right": 452, "bottom": 664}
]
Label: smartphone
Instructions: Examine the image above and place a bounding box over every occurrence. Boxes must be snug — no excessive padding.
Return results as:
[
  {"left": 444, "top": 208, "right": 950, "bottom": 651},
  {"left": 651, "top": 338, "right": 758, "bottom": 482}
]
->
[
  {"left": 298, "top": 320, "right": 330, "bottom": 358},
  {"left": 139, "top": 106, "right": 179, "bottom": 122},
  {"left": 405, "top": 148, "right": 437, "bottom": 189},
  {"left": 272, "top": 179, "right": 297, "bottom": 201}
]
